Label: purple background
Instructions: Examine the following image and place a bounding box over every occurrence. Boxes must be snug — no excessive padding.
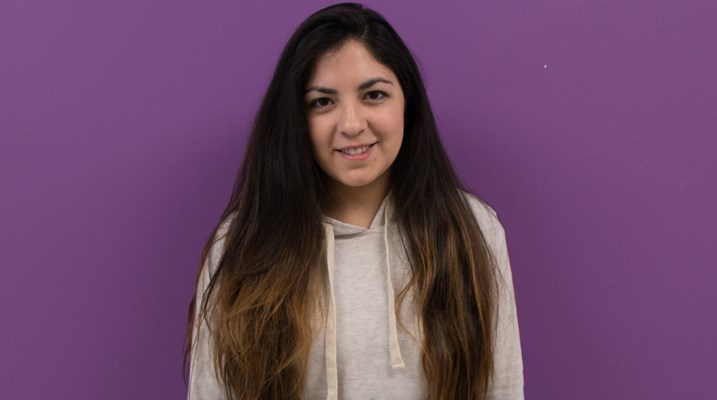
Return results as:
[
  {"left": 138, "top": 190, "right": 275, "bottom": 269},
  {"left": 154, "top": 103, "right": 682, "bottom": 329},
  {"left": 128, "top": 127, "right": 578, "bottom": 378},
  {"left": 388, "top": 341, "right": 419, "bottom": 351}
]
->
[{"left": 2, "top": 0, "right": 715, "bottom": 398}]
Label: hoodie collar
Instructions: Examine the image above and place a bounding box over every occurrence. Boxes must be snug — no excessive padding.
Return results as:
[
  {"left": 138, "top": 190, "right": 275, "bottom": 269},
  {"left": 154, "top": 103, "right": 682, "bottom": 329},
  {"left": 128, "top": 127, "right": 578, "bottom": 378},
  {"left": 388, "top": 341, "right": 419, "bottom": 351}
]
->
[
  {"left": 322, "top": 194, "right": 389, "bottom": 236},
  {"left": 320, "top": 193, "right": 405, "bottom": 400}
]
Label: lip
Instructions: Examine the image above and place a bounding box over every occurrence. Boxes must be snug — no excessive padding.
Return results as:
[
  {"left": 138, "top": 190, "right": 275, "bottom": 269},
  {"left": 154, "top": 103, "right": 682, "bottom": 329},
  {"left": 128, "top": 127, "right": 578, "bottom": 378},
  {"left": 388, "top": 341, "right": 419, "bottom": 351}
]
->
[{"left": 335, "top": 142, "right": 375, "bottom": 161}]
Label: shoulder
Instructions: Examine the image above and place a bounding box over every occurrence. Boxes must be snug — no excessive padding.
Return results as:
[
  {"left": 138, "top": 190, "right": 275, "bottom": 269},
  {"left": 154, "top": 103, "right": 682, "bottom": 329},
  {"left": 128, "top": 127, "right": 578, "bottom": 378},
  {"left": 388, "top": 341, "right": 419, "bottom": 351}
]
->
[
  {"left": 461, "top": 191, "right": 505, "bottom": 239},
  {"left": 204, "top": 212, "right": 237, "bottom": 277},
  {"left": 195, "top": 212, "right": 237, "bottom": 301},
  {"left": 460, "top": 191, "right": 514, "bottom": 278}
]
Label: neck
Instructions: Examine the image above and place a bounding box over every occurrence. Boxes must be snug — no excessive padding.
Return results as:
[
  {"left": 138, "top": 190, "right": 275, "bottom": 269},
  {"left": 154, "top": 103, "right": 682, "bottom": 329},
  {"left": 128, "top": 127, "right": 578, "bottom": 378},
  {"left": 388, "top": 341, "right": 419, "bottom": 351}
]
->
[{"left": 322, "top": 175, "right": 390, "bottom": 228}]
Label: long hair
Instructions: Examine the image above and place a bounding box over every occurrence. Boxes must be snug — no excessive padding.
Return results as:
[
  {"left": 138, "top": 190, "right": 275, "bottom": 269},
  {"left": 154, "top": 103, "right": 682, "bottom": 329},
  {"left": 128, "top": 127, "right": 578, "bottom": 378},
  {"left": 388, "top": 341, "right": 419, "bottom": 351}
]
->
[{"left": 186, "top": 3, "right": 497, "bottom": 399}]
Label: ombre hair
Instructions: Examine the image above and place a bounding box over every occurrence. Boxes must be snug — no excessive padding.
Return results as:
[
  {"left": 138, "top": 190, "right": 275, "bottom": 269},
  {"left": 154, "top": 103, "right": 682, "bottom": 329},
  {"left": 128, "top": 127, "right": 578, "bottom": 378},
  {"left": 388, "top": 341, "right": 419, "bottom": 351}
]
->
[{"left": 186, "top": 3, "right": 498, "bottom": 399}]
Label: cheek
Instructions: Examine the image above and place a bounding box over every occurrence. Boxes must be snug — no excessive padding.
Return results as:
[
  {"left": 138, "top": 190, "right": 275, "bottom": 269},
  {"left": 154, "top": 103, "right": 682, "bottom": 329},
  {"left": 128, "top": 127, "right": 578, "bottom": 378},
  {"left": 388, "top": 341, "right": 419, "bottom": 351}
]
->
[
  {"left": 307, "top": 117, "right": 330, "bottom": 151},
  {"left": 374, "top": 106, "right": 405, "bottom": 140}
]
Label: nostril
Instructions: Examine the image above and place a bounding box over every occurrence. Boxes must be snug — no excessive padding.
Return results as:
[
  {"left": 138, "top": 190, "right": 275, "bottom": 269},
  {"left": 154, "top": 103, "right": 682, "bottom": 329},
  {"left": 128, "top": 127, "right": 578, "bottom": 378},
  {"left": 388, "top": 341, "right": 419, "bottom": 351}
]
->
[{"left": 341, "top": 127, "right": 366, "bottom": 137}]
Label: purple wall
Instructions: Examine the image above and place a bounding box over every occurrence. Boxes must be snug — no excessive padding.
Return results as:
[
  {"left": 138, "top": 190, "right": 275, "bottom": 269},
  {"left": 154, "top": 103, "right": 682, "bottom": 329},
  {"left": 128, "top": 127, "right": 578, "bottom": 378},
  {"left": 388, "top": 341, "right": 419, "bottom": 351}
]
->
[{"left": 2, "top": 0, "right": 715, "bottom": 398}]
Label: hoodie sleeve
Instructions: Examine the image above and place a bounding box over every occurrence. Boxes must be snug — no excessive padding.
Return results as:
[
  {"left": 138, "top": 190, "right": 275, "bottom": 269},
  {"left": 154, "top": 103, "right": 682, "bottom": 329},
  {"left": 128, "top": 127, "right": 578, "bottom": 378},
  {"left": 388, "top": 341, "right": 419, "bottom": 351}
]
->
[
  {"left": 187, "top": 222, "right": 232, "bottom": 400},
  {"left": 466, "top": 195, "right": 525, "bottom": 400}
]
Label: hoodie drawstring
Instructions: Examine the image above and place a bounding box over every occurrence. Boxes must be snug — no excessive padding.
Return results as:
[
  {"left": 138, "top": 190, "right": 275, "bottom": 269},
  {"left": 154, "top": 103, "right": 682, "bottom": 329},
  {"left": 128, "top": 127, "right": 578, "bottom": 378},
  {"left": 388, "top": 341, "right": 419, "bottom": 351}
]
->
[
  {"left": 322, "top": 202, "right": 404, "bottom": 400},
  {"left": 383, "top": 203, "right": 406, "bottom": 370},
  {"left": 323, "top": 224, "right": 339, "bottom": 400}
]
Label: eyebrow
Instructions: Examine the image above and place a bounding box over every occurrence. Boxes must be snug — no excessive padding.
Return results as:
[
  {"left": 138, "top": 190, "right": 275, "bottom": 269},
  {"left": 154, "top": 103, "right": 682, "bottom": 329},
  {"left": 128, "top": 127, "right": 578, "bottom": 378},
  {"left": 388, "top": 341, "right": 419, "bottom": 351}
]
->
[{"left": 305, "top": 77, "right": 393, "bottom": 94}]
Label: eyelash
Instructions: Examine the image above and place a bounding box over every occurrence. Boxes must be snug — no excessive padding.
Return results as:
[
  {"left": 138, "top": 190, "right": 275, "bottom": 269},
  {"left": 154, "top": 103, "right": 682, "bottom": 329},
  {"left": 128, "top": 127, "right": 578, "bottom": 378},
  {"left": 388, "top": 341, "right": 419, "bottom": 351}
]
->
[
  {"left": 309, "top": 91, "right": 389, "bottom": 109},
  {"left": 364, "top": 90, "right": 387, "bottom": 102},
  {"left": 310, "top": 97, "right": 333, "bottom": 109}
]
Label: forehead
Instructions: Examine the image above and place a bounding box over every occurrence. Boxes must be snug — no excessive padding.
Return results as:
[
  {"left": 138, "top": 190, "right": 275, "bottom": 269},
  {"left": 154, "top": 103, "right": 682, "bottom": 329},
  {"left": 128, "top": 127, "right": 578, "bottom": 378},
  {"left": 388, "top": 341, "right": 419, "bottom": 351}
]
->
[{"left": 307, "top": 40, "right": 397, "bottom": 86}]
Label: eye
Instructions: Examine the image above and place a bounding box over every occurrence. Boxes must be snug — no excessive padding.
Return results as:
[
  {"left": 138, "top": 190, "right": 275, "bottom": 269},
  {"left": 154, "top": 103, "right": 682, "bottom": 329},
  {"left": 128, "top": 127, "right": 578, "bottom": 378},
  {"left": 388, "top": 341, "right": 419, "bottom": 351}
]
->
[
  {"left": 364, "top": 91, "right": 387, "bottom": 102},
  {"left": 309, "top": 97, "right": 333, "bottom": 109}
]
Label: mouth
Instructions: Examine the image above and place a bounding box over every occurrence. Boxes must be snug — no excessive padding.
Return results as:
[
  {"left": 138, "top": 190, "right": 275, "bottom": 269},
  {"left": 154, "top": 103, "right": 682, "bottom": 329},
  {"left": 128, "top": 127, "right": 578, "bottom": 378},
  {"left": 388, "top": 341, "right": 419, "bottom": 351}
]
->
[{"left": 337, "top": 143, "right": 374, "bottom": 155}]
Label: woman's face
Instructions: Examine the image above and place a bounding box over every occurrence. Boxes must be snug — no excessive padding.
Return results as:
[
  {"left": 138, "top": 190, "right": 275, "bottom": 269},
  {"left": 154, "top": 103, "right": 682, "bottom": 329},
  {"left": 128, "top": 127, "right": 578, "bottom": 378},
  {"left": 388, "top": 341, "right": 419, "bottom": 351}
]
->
[{"left": 305, "top": 40, "right": 405, "bottom": 194}]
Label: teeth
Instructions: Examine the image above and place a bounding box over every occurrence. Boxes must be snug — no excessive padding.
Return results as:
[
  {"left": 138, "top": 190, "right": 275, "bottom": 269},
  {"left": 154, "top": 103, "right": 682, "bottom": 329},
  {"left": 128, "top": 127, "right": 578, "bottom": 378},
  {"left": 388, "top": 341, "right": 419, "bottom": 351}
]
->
[{"left": 341, "top": 145, "right": 369, "bottom": 155}]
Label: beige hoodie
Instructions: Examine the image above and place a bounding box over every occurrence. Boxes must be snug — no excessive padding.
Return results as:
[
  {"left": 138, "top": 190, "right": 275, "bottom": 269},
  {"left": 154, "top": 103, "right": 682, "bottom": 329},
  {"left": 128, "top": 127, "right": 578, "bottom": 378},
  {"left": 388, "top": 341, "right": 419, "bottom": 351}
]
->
[{"left": 187, "top": 193, "right": 524, "bottom": 400}]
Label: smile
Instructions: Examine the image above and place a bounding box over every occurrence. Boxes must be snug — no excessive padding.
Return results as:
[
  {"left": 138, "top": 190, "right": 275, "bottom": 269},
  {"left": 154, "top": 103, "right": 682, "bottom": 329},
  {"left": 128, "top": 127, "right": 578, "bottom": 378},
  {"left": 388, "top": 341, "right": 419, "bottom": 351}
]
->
[{"left": 339, "top": 145, "right": 371, "bottom": 155}]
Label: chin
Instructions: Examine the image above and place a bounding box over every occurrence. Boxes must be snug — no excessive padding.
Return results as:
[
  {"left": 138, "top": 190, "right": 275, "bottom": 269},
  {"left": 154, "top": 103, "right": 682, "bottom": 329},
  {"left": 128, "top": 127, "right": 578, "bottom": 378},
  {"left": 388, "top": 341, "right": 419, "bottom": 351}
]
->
[
  {"left": 325, "top": 167, "right": 390, "bottom": 191},
  {"left": 339, "top": 179, "right": 375, "bottom": 188},
  {"left": 334, "top": 173, "right": 382, "bottom": 189}
]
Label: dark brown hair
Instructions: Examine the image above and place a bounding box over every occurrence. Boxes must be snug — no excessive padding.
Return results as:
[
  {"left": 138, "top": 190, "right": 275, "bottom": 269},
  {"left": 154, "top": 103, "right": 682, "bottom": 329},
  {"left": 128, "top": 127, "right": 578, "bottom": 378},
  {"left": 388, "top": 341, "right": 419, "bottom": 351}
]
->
[{"left": 186, "top": 3, "right": 498, "bottom": 399}]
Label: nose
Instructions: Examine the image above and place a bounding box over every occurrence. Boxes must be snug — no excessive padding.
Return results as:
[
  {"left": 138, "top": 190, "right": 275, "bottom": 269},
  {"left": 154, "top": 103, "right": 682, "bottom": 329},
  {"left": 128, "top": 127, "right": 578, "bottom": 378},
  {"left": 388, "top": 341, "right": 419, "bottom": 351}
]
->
[{"left": 338, "top": 100, "right": 367, "bottom": 137}]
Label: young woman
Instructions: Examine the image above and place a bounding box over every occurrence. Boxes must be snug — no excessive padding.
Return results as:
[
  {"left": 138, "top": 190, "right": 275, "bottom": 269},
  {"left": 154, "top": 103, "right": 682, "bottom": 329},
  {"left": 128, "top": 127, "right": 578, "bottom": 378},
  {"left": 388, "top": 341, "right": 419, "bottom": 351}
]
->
[{"left": 186, "top": 3, "right": 523, "bottom": 399}]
